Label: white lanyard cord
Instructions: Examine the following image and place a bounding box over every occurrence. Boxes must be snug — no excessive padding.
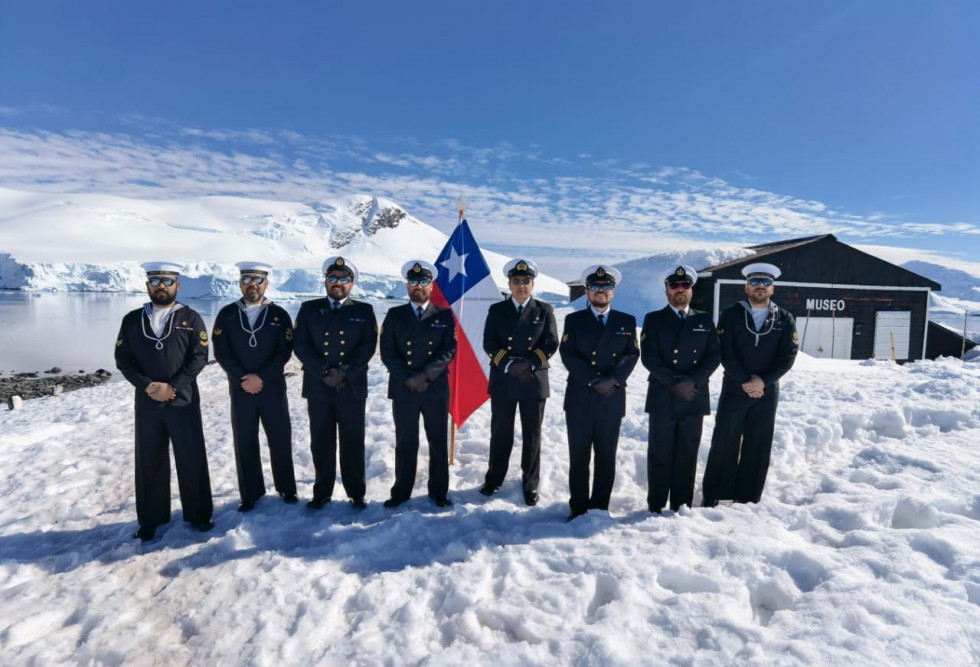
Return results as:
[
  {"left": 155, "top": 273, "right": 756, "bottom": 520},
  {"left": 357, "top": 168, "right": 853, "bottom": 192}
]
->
[
  {"left": 238, "top": 301, "right": 269, "bottom": 348},
  {"left": 141, "top": 305, "right": 177, "bottom": 351}
]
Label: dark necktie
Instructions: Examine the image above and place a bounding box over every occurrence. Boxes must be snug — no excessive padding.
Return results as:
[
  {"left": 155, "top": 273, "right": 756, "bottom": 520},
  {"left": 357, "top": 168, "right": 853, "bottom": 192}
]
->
[
  {"left": 332, "top": 301, "right": 341, "bottom": 313},
  {"left": 679, "top": 310, "right": 686, "bottom": 321},
  {"left": 597, "top": 313, "right": 605, "bottom": 326},
  {"left": 517, "top": 304, "right": 524, "bottom": 315},
  {"left": 416, "top": 306, "right": 423, "bottom": 320}
]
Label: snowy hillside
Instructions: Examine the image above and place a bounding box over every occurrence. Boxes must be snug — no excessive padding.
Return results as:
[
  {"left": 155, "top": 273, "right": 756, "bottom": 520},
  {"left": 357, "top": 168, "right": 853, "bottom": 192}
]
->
[
  {"left": 0, "top": 307, "right": 978, "bottom": 664},
  {"left": 0, "top": 188, "right": 569, "bottom": 298}
]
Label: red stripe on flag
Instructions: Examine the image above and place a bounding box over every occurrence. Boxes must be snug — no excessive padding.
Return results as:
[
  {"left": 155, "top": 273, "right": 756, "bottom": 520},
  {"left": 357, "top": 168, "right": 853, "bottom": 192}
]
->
[
  {"left": 449, "top": 325, "right": 490, "bottom": 427},
  {"left": 431, "top": 282, "right": 489, "bottom": 427}
]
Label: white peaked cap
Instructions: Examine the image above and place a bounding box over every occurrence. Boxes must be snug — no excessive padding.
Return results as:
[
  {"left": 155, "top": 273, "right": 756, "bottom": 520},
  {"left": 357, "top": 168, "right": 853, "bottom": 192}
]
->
[
  {"left": 580, "top": 264, "right": 623, "bottom": 286},
  {"left": 141, "top": 261, "right": 183, "bottom": 275},
  {"left": 322, "top": 256, "right": 359, "bottom": 281},
  {"left": 741, "top": 262, "right": 782, "bottom": 279},
  {"left": 401, "top": 260, "right": 438, "bottom": 280},
  {"left": 503, "top": 257, "right": 539, "bottom": 278},
  {"left": 236, "top": 261, "right": 273, "bottom": 273}
]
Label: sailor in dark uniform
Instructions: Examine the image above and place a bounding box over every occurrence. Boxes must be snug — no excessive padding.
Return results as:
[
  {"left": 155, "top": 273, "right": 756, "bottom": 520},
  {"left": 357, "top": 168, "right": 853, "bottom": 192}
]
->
[
  {"left": 293, "top": 256, "right": 378, "bottom": 510},
  {"left": 559, "top": 265, "right": 639, "bottom": 520},
  {"left": 114, "top": 261, "right": 213, "bottom": 541},
  {"left": 379, "top": 260, "right": 457, "bottom": 508},
  {"left": 479, "top": 258, "right": 559, "bottom": 506},
  {"left": 212, "top": 261, "right": 298, "bottom": 512},
  {"left": 702, "top": 262, "right": 799, "bottom": 506},
  {"left": 640, "top": 265, "right": 721, "bottom": 513}
]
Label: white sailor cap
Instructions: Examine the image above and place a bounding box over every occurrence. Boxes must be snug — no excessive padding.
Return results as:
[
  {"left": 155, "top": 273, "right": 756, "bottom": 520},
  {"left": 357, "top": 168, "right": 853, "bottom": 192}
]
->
[
  {"left": 504, "top": 258, "right": 539, "bottom": 278},
  {"left": 741, "top": 262, "right": 782, "bottom": 280},
  {"left": 401, "top": 260, "right": 437, "bottom": 281},
  {"left": 663, "top": 264, "right": 698, "bottom": 285},
  {"left": 236, "top": 261, "right": 272, "bottom": 274},
  {"left": 322, "top": 256, "right": 359, "bottom": 281},
  {"left": 581, "top": 264, "right": 623, "bottom": 286},
  {"left": 141, "top": 261, "right": 183, "bottom": 275}
]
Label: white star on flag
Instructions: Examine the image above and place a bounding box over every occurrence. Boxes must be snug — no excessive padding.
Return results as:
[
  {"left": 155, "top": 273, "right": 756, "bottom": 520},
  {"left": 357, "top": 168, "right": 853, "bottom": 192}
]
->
[{"left": 440, "top": 246, "right": 468, "bottom": 282}]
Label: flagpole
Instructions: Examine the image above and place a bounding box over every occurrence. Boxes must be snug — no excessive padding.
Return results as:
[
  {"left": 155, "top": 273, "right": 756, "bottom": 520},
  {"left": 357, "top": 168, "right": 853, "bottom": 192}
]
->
[{"left": 449, "top": 195, "right": 468, "bottom": 466}]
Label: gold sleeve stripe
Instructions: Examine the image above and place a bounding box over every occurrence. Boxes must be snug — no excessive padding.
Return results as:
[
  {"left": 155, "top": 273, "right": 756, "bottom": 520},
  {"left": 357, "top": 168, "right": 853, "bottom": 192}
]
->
[
  {"left": 534, "top": 349, "right": 548, "bottom": 365},
  {"left": 493, "top": 349, "right": 508, "bottom": 366}
]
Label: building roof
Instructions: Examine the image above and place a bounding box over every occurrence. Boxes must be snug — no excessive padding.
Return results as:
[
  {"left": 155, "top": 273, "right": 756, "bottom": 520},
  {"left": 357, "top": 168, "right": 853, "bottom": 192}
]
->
[{"left": 696, "top": 234, "right": 941, "bottom": 290}]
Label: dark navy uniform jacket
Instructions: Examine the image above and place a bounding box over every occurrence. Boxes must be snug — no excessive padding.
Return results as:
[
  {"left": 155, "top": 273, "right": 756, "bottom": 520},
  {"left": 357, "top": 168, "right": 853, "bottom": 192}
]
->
[
  {"left": 716, "top": 301, "right": 798, "bottom": 393},
  {"left": 212, "top": 300, "right": 294, "bottom": 391},
  {"left": 292, "top": 297, "right": 378, "bottom": 401},
  {"left": 640, "top": 306, "right": 721, "bottom": 418},
  {"left": 559, "top": 308, "right": 639, "bottom": 419},
  {"left": 379, "top": 302, "right": 457, "bottom": 400},
  {"left": 483, "top": 297, "right": 559, "bottom": 401},
  {"left": 115, "top": 304, "right": 209, "bottom": 407}
]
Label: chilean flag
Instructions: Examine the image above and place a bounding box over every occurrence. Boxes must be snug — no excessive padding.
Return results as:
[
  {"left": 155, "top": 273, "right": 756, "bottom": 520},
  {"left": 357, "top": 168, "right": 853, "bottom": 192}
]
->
[{"left": 429, "top": 219, "right": 500, "bottom": 427}]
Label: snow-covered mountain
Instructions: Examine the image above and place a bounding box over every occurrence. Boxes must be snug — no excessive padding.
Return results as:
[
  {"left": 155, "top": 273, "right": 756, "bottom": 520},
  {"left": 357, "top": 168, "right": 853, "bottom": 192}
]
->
[{"left": 0, "top": 188, "right": 569, "bottom": 299}]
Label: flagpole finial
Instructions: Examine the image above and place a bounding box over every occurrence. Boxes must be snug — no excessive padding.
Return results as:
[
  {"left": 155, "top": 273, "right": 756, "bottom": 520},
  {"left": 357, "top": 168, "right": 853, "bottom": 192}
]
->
[{"left": 455, "top": 195, "right": 469, "bottom": 221}]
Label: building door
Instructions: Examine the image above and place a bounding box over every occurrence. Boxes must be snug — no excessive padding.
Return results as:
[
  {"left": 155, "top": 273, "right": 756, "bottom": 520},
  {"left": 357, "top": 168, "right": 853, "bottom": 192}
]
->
[
  {"left": 873, "top": 311, "right": 911, "bottom": 360},
  {"left": 797, "top": 317, "right": 854, "bottom": 359}
]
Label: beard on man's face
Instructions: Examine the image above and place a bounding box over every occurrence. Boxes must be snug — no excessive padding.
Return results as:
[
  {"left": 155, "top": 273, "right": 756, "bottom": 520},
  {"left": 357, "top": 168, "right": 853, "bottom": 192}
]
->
[{"left": 150, "top": 289, "right": 177, "bottom": 306}]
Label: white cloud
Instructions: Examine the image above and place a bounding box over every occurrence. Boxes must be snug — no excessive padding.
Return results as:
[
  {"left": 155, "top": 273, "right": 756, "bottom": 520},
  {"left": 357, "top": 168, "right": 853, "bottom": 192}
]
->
[{"left": 1, "top": 123, "right": 978, "bottom": 279}]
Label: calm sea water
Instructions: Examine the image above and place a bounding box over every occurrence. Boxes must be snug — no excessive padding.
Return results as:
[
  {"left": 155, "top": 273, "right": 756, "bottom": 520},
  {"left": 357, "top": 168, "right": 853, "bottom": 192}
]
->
[{"left": 0, "top": 292, "right": 402, "bottom": 377}]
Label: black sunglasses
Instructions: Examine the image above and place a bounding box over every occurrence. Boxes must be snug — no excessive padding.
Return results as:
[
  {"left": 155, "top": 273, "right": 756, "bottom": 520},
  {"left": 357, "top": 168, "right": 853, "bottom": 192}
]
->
[
  {"left": 747, "top": 277, "right": 774, "bottom": 287},
  {"left": 408, "top": 278, "right": 431, "bottom": 287},
  {"left": 326, "top": 275, "right": 353, "bottom": 285},
  {"left": 510, "top": 277, "right": 532, "bottom": 286},
  {"left": 587, "top": 284, "right": 614, "bottom": 292},
  {"left": 240, "top": 275, "right": 266, "bottom": 285},
  {"left": 147, "top": 277, "right": 176, "bottom": 287},
  {"left": 668, "top": 282, "right": 692, "bottom": 291}
]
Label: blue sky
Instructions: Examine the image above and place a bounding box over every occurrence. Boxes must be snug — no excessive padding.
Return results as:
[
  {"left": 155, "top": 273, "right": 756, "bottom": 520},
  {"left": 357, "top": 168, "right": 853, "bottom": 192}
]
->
[{"left": 1, "top": 0, "right": 978, "bottom": 264}]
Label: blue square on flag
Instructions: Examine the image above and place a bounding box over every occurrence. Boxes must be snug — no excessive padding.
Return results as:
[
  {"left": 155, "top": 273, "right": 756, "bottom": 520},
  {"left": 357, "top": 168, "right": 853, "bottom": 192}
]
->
[{"left": 435, "top": 220, "right": 492, "bottom": 305}]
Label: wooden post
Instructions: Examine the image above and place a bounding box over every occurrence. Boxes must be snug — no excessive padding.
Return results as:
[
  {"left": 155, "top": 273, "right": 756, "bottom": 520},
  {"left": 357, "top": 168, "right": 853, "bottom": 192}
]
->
[
  {"left": 450, "top": 422, "right": 456, "bottom": 465},
  {"left": 890, "top": 331, "right": 896, "bottom": 361}
]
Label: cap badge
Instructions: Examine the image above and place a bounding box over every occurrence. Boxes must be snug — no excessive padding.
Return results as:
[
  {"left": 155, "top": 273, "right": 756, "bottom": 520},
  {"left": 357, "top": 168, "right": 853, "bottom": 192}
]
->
[
  {"left": 336, "top": 257, "right": 345, "bottom": 266},
  {"left": 413, "top": 262, "right": 422, "bottom": 273},
  {"left": 516, "top": 260, "right": 528, "bottom": 271},
  {"left": 676, "top": 267, "right": 685, "bottom": 276},
  {"left": 596, "top": 267, "right": 606, "bottom": 278}
]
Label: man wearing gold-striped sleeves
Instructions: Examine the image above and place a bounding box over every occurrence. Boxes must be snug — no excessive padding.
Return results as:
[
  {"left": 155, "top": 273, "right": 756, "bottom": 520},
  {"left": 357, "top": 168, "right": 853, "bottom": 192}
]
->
[{"left": 479, "top": 258, "right": 559, "bottom": 506}]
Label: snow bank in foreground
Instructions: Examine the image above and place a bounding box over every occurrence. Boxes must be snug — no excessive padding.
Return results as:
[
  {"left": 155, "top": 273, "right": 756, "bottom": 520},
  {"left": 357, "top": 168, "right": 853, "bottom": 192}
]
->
[{"left": 0, "top": 310, "right": 978, "bottom": 664}]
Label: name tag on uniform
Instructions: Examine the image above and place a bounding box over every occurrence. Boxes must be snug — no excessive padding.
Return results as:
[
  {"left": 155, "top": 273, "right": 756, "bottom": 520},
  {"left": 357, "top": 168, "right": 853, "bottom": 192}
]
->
[
  {"left": 692, "top": 327, "right": 709, "bottom": 333},
  {"left": 614, "top": 330, "right": 633, "bottom": 336},
  {"left": 175, "top": 325, "right": 195, "bottom": 332},
  {"left": 347, "top": 317, "right": 368, "bottom": 323},
  {"left": 430, "top": 323, "right": 447, "bottom": 328}
]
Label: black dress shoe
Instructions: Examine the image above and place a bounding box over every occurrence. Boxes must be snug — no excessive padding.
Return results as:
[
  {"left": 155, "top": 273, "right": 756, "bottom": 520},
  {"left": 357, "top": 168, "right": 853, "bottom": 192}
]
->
[
  {"left": 237, "top": 500, "right": 255, "bottom": 512},
  {"left": 478, "top": 484, "right": 497, "bottom": 497},
  {"left": 524, "top": 490, "right": 539, "bottom": 506},
  {"left": 649, "top": 506, "right": 663, "bottom": 515},
  {"left": 566, "top": 509, "right": 587, "bottom": 522},
  {"left": 191, "top": 520, "right": 214, "bottom": 532},
  {"left": 350, "top": 498, "right": 367, "bottom": 510},
  {"left": 383, "top": 497, "right": 406, "bottom": 508},
  {"left": 134, "top": 525, "right": 156, "bottom": 541},
  {"left": 280, "top": 492, "right": 299, "bottom": 504},
  {"left": 306, "top": 497, "right": 330, "bottom": 509},
  {"left": 432, "top": 495, "right": 453, "bottom": 508}
]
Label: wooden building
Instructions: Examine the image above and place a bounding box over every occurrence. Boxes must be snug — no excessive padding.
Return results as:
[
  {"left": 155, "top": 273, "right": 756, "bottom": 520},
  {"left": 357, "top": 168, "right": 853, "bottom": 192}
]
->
[{"left": 691, "top": 235, "right": 941, "bottom": 362}]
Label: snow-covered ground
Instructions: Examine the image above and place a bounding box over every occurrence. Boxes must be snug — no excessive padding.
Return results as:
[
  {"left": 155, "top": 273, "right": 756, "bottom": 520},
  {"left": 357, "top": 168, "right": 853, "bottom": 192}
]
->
[{"left": 1, "top": 307, "right": 978, "bottom": 665}]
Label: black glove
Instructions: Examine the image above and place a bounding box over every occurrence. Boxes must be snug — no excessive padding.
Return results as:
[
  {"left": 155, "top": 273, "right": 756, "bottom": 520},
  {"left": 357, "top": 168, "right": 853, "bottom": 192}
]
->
[
  {"left": 507, "top": 358, "right": 531, "bottom": 378},
  {"left": 670, "top": 379, "right": 697, "bottom": 401},
  {"left": 591, "top": 378, "right": 619, "bottom": 397},
  {"left": 404, "top": 373, "right": 430, "bottom": 392},
  {"left": 321, "top": 368, "right": 347, "bottom": 390}
]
